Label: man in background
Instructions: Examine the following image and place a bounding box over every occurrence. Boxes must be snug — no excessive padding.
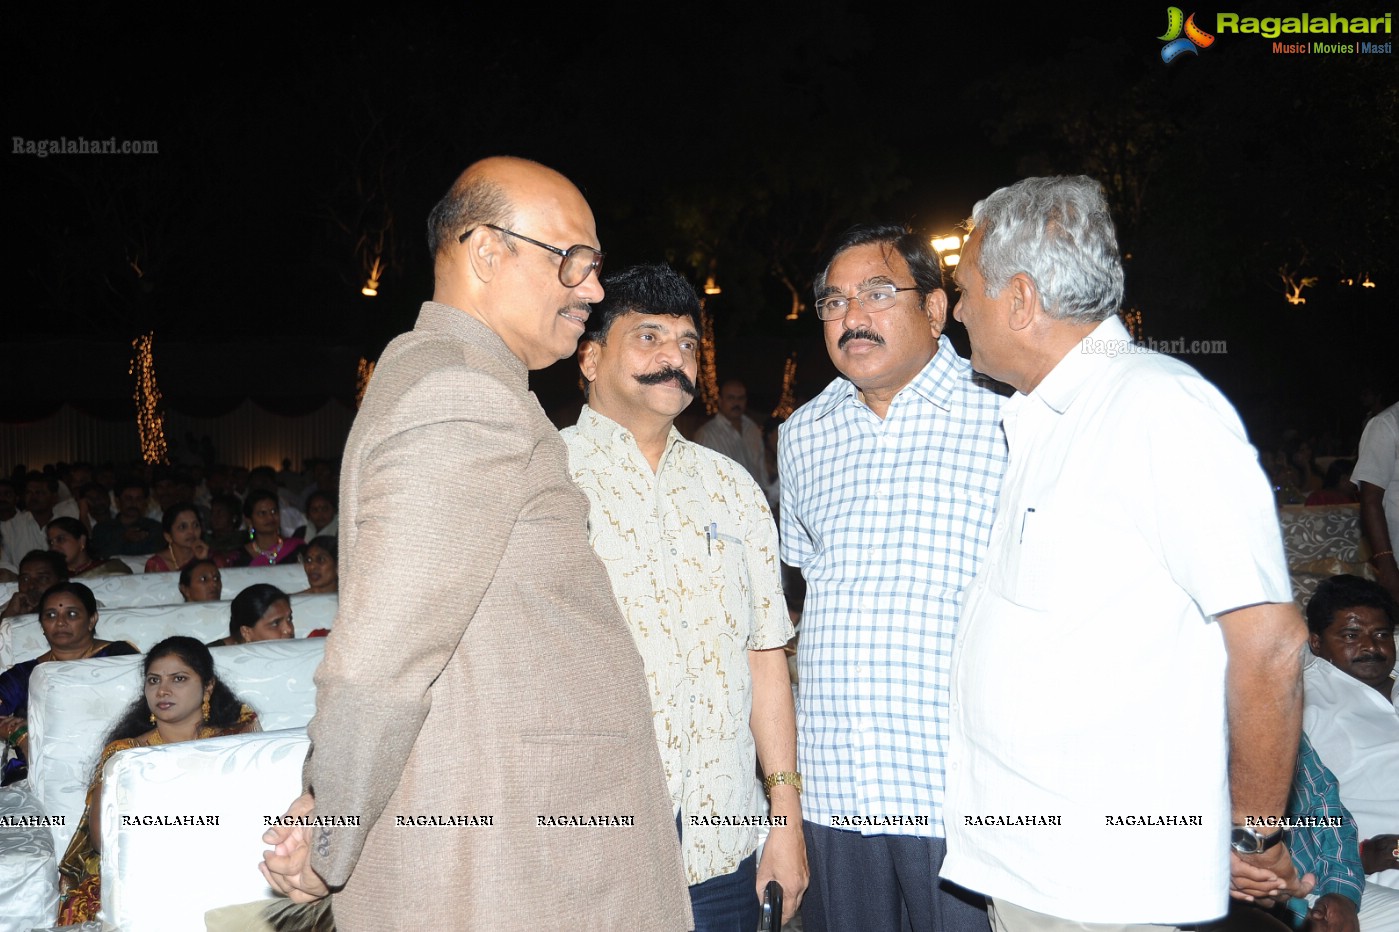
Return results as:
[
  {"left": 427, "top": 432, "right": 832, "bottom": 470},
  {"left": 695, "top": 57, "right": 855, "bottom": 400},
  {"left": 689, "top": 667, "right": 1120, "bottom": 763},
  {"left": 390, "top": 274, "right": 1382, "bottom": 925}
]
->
[
  {"left": 1354, "top": 401, "right": 1399, "bottom": 601},
  {"left": 697, "top": 378, "right": 771, "bottom": 495}
]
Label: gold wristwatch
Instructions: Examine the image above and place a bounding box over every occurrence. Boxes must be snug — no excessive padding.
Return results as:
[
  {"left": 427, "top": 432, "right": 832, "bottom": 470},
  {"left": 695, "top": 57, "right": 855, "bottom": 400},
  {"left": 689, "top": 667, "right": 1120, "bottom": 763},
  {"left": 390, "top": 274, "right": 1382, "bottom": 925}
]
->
[{"left": 763, "top": 771, "right": 802, "bottom": 795}]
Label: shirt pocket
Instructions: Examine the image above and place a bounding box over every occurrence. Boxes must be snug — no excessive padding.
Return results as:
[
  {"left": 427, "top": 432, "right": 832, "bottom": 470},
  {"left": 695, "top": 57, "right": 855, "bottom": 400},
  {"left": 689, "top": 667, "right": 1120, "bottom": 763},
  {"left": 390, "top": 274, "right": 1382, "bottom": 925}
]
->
[{"left": 1002, "top": 501, "right": 1060, "bottom": 611}]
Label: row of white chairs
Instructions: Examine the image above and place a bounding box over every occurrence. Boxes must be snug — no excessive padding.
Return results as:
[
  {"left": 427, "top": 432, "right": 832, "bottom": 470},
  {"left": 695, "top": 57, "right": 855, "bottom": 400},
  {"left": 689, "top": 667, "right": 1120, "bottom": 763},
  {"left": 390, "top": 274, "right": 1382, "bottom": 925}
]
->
[
  {"left": 1, "top": 593, "right": 338, "bottom": 672},
  {"left": 0, "top": 563, "right": 311, "bottom": 613}
]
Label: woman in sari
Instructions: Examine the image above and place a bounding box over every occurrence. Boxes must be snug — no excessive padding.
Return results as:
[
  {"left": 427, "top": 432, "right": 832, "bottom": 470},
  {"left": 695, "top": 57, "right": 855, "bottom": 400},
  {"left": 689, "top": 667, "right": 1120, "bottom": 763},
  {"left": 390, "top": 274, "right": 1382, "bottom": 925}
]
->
[
  {"left": 45, "top": 517, "right": 131, "bottom": 578},
  {"left": 227, "top": 490, "right": 303, "bottom": 567},
  {"left": 56, "top": 636, "right": 259, "bottom": 923},
  {"left": 143, "top": 501, "right": 221, "bottom": 573},
  {"left": 0, "top": 582, "right": 138, "bottom": 784}
]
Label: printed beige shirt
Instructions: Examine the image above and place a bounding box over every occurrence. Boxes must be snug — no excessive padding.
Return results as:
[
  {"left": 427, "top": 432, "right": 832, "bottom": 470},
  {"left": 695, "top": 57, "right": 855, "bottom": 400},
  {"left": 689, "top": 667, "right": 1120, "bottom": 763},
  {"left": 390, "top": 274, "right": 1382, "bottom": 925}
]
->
[{"left": 562, "top": 406, "right": 793, "bottom": 884}]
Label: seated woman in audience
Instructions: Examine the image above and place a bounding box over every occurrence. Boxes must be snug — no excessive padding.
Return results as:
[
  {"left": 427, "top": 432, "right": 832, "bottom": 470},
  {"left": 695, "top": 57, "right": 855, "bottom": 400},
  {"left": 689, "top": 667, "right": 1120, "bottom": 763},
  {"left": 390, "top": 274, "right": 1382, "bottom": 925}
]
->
[
  {"left": 207, "top": 583, "right": 295, "bottom": 647},
  {"left": 177, "top": 558, "right": 223, "bottom": 602},
  {"left": 0, "top": 582, "right": 139, "bottom": 784},
  {"left": 299, "top": 536, "right": 338, "bottom": 595},
  {"left": 1, "top": 550, "right": 68, "bottom": 619},
  {"left": 226, "top": 490, "right": 303, "bottom": 567},
  {"left": 143, "top": 501, "right": 218, "bottom": 573},
  {"left": 46, "top": 516, "right": 131, "bottom": 578},
  {"left": 1281, "top": 438, "right": 1324, "bottom": 495},
  {"left": 56, "top": 636, "right": 259, "bottom": 923},
  {"left": 206, "top": 492, "right": 246, "bottom": 554},
  {"left": 294, "top": 489, "right": 339, "bottom": 542},
  {"left": 1305, "top": 459, "right": 1359, "bottom": 506}
]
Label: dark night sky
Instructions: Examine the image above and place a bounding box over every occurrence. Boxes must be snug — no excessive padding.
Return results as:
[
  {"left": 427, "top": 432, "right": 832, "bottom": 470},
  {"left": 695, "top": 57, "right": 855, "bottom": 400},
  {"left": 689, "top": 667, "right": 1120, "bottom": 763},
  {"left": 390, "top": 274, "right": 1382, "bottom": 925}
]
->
[{"left": 6, "top": 3, "right": 1396, "bottom": 450}]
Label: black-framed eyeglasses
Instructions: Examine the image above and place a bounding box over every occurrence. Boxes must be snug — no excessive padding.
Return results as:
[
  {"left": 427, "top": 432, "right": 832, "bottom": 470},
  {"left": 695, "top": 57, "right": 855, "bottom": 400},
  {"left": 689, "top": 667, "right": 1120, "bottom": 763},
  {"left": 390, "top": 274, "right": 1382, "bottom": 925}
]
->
[
  {"left": 814, "top": 284, "right": 920, "bottom": 321},
  {"left": 458, "top": 223, "right": 604, "bottom": 288}
]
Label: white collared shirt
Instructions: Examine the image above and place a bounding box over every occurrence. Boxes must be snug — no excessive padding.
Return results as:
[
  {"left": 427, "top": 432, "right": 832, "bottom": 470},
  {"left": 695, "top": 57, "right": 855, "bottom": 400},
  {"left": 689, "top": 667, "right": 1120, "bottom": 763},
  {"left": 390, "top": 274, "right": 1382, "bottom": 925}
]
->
[
  {"left": 943, "top": 317, "right": 1292, "bottom": 923},
  {"left": 1353, "top": 401, "right": 1399, "bottom": 549},
  {"left": 0, "top": 499, "right": 79, "bottom": 568},
  {"left": 696, "top": 413, "right": 770, "bottom": 494},
  {"left": 1303, "top": 652, "right": 1399, "bottom": 890}
]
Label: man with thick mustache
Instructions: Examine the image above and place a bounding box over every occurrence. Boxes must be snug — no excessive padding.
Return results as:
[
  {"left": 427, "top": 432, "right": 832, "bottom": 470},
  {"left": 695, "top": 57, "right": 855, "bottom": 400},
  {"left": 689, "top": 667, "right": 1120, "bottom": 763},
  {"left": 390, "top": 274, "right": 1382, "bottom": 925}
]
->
[
  {"left": 1302, "top": 574, "right": 1399, "bottom": 895},
  {"left": 778, "top": 225, "right": 1007, "bottom": 931},
  {"left": 259, "top": 160, "right": 690, "bottom": 930},
  {"left": 562, "top": 264, "right": 807, "bottom": 930}
]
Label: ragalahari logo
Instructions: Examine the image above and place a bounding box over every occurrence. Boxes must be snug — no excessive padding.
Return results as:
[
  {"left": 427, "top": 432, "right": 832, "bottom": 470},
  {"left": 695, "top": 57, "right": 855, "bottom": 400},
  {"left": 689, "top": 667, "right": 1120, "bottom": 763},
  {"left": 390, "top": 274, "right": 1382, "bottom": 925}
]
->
[{"left": 1160, "top": 7, "right": 1216, "bottom": 62}]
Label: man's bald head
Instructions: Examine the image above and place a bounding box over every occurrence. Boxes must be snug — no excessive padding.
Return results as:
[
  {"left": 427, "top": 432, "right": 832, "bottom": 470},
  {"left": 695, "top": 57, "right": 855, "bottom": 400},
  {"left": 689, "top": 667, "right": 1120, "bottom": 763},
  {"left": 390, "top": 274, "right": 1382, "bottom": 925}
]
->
[
  {"left": 427, "top": 157, "right": 518, "bottom": 260},
  {"left": 426, "top": 156, "right": 587, "bottom": 261}
]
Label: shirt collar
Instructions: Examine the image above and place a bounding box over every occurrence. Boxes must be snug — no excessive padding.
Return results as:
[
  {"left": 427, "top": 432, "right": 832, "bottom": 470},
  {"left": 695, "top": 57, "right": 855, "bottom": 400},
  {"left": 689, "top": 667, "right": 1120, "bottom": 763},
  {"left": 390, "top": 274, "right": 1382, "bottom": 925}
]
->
[
  {"left": 1028, "top": 316, "right": 1131, "bottom": 415},
  {"left": 414, "top": 301, "right": 527, "bottom": 393},
  {"left": 810, "top": 334, "right": 968, "bottom": 420},
  {"left": 575, "top": 405, "right": 686, "bottom": 466}
]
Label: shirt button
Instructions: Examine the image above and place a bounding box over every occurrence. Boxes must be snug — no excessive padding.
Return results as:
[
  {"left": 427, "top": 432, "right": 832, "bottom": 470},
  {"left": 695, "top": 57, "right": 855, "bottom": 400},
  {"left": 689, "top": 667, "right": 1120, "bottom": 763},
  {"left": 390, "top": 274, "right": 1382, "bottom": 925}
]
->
[
  {"left": 681, "top": 621, "right": 689, "bottom": 628},
  {"left": 670, "top": 548, "right": 677, "bottom": 555}
]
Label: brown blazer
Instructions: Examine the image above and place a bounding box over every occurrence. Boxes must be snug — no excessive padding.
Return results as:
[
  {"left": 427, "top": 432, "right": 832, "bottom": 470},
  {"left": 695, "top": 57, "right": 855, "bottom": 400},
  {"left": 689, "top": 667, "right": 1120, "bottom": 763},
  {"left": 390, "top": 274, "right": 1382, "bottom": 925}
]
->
[{"left": 306, "top": 303, "right": 691, "bottom": 930}]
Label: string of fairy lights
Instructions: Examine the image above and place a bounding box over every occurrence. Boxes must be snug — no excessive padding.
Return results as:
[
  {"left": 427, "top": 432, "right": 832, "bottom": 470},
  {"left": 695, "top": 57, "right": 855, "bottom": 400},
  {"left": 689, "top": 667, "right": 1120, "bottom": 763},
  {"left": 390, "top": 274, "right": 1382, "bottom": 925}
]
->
[
  {"left": 355, "top": 357, "right": 377, "bottom": 408},
  {"left": 772, "top": 354, "right": 798, "bottom": 420},
  {"left": 698, "top": 305, "right": 720, "bottom": 416},
  {"left": 129, "top": 331, "right": 169, "bottom": 465}
]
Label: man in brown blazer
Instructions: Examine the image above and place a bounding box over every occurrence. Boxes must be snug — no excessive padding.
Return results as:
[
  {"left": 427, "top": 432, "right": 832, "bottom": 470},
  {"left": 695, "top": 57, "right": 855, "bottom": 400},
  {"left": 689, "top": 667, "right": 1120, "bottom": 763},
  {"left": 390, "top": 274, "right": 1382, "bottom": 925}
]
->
[{"left": 260, "top": 156, "right": 692, "bottom": 931}]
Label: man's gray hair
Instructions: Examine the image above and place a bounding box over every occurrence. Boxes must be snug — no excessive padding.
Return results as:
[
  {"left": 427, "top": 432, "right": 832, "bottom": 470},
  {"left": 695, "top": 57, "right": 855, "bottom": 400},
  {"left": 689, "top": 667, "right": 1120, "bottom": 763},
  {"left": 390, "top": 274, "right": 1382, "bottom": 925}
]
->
[{"left": 969, "top": 175, "right": 1124, "bottom": 324}]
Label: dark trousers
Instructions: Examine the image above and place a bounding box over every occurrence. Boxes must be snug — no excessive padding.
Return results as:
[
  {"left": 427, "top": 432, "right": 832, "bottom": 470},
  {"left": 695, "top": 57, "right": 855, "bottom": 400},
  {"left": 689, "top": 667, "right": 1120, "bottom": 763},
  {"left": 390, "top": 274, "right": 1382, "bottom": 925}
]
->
[
  {"left": 679, "top": 810, "right": 762, "bottom": 932},
  {"left": 801, "top": 820, "right": 990, "bottom": 932},
  {"left": 690, "top": 851, "right": 760, "bottom": 932}
]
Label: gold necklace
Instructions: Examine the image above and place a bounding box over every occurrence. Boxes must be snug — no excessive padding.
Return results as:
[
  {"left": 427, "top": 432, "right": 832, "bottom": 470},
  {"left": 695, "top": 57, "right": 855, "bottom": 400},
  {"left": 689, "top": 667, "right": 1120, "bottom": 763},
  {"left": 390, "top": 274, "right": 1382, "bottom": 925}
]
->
[{"left": 38, "top": 640, "right": 100, "bottom": 664}]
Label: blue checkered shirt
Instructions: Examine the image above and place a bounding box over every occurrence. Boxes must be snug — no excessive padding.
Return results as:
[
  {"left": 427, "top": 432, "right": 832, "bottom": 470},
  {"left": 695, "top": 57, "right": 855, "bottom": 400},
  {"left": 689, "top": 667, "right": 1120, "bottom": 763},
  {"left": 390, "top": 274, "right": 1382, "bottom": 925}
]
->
[
  {"left": 779, "top": 337, "right": 1007, "bottom": 836},
  {"left": 1285, "top": 732, "right": 1364, "bottom": 925}
]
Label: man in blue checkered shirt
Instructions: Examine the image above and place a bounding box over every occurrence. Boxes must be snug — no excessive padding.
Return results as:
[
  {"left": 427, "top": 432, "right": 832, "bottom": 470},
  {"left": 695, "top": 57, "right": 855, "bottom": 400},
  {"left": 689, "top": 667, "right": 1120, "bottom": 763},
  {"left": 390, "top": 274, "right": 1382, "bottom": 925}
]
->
[
  {"left": 778, "top": 223, "right": 1008, "bottom": 932},
  {"left": 1223, "top": 733, "right": 1366, "bottom": 931}
]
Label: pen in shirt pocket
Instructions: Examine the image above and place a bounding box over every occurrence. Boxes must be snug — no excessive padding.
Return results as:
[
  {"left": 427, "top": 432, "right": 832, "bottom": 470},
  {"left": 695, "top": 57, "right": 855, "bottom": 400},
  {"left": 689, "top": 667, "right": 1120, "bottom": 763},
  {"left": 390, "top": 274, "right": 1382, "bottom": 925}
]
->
[
  {"left": 1019, "top": 507, "right": 1036, "bottom": 544},
  {"left": 706, "top": 521, "right": 717, "bottom": 555}
]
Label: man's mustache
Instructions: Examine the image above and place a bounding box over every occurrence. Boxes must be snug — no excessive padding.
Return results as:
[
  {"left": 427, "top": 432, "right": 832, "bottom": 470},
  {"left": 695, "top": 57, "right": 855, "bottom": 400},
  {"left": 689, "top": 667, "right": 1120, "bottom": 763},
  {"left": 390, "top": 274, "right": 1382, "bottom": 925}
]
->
[
  {"left": 635, "top": 366, "right": 696, "bottom": 395},
  {"left": 839, "top": 328, "right": 885, "bottom": 350},
  {"left": 1354, "top": 652, "right": 1389, "bottom": 664}
]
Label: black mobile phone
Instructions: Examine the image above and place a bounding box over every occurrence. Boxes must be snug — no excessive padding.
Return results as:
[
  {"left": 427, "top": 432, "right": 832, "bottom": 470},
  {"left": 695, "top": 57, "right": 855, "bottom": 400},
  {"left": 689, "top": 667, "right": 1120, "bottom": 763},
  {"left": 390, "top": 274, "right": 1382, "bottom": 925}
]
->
[{"left": 758, "top": 880, "right": 784, "bottom": 931}]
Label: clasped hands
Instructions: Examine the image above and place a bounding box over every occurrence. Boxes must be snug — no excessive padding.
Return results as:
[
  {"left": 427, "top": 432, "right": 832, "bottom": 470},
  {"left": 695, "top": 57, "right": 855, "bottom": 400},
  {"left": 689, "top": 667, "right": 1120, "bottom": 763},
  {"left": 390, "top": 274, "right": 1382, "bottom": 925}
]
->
[
  {"left": 259, "top": 792, "right": 331, "bottom": 903},
  {"left": 1229, "top": 843, "right": 1313, "bottom": 907}
]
